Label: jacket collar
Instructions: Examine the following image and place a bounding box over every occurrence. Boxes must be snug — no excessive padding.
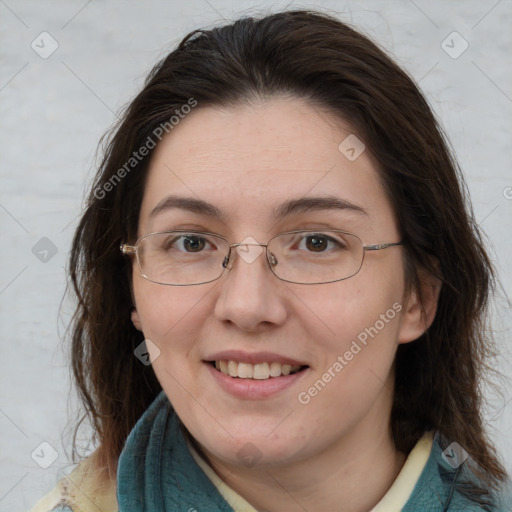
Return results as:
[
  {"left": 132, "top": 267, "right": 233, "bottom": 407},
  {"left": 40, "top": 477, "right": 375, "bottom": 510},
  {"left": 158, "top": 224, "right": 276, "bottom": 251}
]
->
[
  {"left": 117, "top": 391, "right": 233, "bottom": 511},
  {"left": 117, "top": 391, "right": 508, "bottom": 511}
]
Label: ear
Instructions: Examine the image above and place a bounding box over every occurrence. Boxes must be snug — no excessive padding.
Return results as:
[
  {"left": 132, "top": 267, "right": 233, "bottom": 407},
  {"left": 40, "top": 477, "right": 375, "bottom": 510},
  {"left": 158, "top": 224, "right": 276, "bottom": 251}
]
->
[
  {"left": 131, "top": 308, "right": 143, "bottom": 332},
  {"left": 398, "top": 273, "right": 441, "bottom": 344}
]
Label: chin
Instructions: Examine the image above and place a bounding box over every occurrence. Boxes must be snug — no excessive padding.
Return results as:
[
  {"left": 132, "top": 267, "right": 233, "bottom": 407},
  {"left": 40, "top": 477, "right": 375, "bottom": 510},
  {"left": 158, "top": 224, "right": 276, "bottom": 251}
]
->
[
  {"left": 207, "top": 439, "right": 299, "bottom": 469},
  {"left": 189, "top": 422, "right": 311, "bottom": 470}
]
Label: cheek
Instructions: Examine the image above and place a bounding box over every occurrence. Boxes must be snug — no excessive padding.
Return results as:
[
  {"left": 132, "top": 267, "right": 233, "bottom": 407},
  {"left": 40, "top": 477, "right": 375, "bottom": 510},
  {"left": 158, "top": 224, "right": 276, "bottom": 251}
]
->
[
  {"left": 295, "top": 275, "right": 404, "bottom": 410},
  {"left": 295, "top": 286, "right": 403, "bottom": 416},
  {"left": 299, "top": 278, "right": 403, "bottom": 352},
  {"left": 132, "top": 273, "right": 208, "bottom": 344}
]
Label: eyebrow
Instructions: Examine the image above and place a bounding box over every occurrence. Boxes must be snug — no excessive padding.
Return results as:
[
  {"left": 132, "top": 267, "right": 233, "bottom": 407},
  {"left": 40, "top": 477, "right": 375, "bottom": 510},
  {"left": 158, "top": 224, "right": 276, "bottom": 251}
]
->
[
  {"left": 149, "top": 195, "right": 367, "bottom": 221},
  {"left": 273, "top": 196, "right": 367, "bottom": 218},
  {"left": 150, "top": 196, "right": 225, "bottom": 221}
]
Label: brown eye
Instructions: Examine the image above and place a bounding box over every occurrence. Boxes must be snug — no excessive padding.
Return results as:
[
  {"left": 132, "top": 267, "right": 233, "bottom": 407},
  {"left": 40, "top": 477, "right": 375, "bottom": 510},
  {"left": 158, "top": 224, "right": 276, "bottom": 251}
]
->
[
  {"left": 305, "top": 235, "right": 328, "bottom": 252},
  {"left": 182, "top": 236, "right": 206, "bottom": 252}
]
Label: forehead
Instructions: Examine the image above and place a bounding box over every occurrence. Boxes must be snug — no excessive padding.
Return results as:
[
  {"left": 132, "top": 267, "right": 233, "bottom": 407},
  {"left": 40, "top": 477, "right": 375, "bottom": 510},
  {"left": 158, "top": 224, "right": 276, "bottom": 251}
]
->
[{"left": 139, "top": 98, "right": 396, "bottom": 235}]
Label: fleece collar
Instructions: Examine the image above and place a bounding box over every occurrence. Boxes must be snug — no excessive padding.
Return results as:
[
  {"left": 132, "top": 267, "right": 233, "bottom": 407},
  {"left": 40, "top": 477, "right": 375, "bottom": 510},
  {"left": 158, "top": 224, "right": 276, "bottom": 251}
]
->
[
  {"left": 117, "top": 391, "right": 233, "bottom": 512},
  {"left": 117, "top": 391, "right": 509, "bottom": 512}
]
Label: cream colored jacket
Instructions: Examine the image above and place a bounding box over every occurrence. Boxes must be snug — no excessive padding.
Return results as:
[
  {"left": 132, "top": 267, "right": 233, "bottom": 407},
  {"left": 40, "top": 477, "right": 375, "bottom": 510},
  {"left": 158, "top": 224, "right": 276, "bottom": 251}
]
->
[
  {"left": 29, "top": 451, "right": 117, "bottom": 512},
  {"left": 30, "top": 433, "right": 434, "bottom": 512}
]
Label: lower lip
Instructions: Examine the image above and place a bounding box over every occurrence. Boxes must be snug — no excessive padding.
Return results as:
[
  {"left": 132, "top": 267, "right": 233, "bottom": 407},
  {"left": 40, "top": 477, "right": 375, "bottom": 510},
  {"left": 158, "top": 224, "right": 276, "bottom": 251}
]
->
[{"left": 205, "top": 363, "right": 308, "bottom": 400}]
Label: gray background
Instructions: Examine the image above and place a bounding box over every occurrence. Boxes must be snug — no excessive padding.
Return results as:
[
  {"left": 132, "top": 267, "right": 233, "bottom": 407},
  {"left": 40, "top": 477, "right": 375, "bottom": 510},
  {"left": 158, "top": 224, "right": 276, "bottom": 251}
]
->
[{"left": 0, "top": 1, "right": 511, "bottom": 510}]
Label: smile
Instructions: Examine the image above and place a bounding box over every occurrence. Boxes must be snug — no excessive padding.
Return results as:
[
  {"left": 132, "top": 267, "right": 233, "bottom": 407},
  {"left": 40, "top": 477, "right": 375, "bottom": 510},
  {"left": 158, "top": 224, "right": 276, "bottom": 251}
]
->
[
  {"left": 213, "top": 360, "right": 304, "bottom": 380},
  {"left": 204, "top": 351, "right": 310, "bottom": 399}
]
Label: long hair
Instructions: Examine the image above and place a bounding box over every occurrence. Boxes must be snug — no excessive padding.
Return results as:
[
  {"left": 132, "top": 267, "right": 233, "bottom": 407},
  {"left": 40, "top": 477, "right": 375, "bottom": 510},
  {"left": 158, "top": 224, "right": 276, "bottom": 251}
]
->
[{"left": 68, "top": 8, "right": 507, "bottom": 499}]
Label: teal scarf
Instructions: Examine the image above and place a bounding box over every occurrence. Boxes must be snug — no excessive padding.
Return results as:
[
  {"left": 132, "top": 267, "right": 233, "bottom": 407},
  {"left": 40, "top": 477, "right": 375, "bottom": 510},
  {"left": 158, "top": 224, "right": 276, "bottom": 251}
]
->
[
  {"left": 117, "top": 391, "right": 233, "bottom": 511},
  {"left": 117, "top": 391, "right": 511, "bottom": 511}
]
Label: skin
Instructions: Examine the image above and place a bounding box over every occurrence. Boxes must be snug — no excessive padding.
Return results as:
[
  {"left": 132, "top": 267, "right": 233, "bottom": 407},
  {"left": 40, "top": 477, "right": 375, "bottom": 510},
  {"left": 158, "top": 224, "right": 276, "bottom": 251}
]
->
[{"left": 130, "top": 96, "right": 439, "bottom": 512}]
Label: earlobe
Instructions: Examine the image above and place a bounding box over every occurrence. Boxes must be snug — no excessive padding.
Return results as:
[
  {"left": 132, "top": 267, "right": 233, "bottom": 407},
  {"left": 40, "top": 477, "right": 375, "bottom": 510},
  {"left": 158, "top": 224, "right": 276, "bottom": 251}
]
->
[
  {"left": 398, "top": 276, "right": 442, "bottom": 344},
  {"left": 131, "top": 308, "right": 143, "bottom": 331}
]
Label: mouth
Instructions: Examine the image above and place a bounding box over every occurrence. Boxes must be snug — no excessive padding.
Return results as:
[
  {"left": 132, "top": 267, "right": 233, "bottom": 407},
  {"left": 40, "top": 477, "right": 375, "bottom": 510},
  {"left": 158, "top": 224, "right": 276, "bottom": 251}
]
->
[
  {"left": 208, "top": 360, "right": 308, "bottom": 380},
  {"left": 203, "top": 351, "right": 310, "bottom": 399}
]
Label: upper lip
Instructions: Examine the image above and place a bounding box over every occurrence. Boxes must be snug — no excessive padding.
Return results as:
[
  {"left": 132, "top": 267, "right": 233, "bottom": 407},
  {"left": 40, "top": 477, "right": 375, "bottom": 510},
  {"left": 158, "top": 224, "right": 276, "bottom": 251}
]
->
[{"left": 204, "top": 350, "right": 308, "bottom": 367}]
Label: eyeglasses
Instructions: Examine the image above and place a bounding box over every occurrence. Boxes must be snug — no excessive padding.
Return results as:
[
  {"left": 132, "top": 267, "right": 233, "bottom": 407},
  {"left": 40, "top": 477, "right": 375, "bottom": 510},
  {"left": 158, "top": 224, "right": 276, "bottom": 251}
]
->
[{"left": 120, "top": 229, "right": 403, "bottom": 286}]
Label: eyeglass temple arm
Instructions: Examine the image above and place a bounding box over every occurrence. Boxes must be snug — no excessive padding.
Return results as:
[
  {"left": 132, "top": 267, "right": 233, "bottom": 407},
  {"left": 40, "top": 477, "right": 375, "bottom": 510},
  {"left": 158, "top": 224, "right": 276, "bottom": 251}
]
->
[
  {"left": 364, "top": 241, "right": 403, "bottom": 251},
  {"left": 120, "top": 243, "right": 137, "bottom": 255}
]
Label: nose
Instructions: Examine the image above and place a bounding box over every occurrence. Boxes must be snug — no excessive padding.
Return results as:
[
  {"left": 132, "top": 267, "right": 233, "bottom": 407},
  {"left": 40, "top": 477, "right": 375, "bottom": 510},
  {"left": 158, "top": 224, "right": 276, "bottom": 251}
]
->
[{"left": 214, "top": 241, "right": 288, "bottom": 332}]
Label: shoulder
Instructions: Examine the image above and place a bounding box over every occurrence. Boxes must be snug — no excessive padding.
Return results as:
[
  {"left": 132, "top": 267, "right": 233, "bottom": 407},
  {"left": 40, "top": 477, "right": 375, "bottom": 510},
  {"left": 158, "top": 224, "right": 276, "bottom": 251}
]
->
[
  {"left": 28, "top": 478, "right": 68, "bottom": 512},
  {"left": 404, "top": 432, "right": 512, "bottom": 511},
  {"left": 30, "top": 504, "right": 74, "bottom": 512},
  {"left": 28, "top": 449, "right": 117, "bottom": 512}
]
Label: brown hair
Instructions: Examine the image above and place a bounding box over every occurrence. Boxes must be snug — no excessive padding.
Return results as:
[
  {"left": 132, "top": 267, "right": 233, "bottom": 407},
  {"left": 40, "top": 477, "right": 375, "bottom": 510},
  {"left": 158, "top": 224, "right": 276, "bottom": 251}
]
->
[{"left": 68, "top": 8, "right": 507, "bottom": 501}]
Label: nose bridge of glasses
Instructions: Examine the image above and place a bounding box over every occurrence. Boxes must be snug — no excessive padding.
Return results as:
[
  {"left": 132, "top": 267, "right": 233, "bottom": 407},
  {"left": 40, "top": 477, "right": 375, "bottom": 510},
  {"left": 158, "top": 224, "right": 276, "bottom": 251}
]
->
[
  {"left": 229, "top": 242, "right": 268, "bottom": 248},
  {"left": 222, "top": 241, "right": 270, "bottom": 270}
]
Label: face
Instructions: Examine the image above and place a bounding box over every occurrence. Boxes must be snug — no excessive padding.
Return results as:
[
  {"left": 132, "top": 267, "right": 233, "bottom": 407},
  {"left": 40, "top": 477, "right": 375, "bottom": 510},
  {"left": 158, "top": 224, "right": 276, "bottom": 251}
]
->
[{"left": 131, "top": 97, "right": 422, "bottom": 470}]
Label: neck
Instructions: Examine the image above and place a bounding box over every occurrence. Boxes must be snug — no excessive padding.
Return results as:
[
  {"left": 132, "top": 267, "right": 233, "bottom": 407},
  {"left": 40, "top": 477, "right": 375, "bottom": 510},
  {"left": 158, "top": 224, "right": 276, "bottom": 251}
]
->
[{"left": 202, "top": 385, "right": 407, "bottom": 512}]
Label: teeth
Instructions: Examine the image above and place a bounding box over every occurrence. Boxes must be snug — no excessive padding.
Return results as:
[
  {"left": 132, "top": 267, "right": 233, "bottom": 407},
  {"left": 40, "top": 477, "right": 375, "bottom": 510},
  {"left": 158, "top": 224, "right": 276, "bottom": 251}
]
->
[
  {"left": 237, "top": 363, "right": 253, "bottom": 379},
  {"left": 214, "top": 360, "right": 302, "bottom": 379},
  {"left": 228, "top": 360, "right": 238, "bottom": 377},
  {"left": 269, "top": 362, "right": 282, "bottom": 377},
  {"left": 253, "top": 363, "right": 270, "bottom": 380},
  {"left": 281, "top": 364, "right": 292, "bottom": 376}
]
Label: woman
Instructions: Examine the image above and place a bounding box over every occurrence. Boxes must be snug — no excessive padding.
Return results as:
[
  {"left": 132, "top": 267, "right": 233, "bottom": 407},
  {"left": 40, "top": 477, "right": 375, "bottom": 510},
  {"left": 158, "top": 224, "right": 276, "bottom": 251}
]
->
[{"left": 31, "top": 9, "right": 511, "bottom": 512}]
